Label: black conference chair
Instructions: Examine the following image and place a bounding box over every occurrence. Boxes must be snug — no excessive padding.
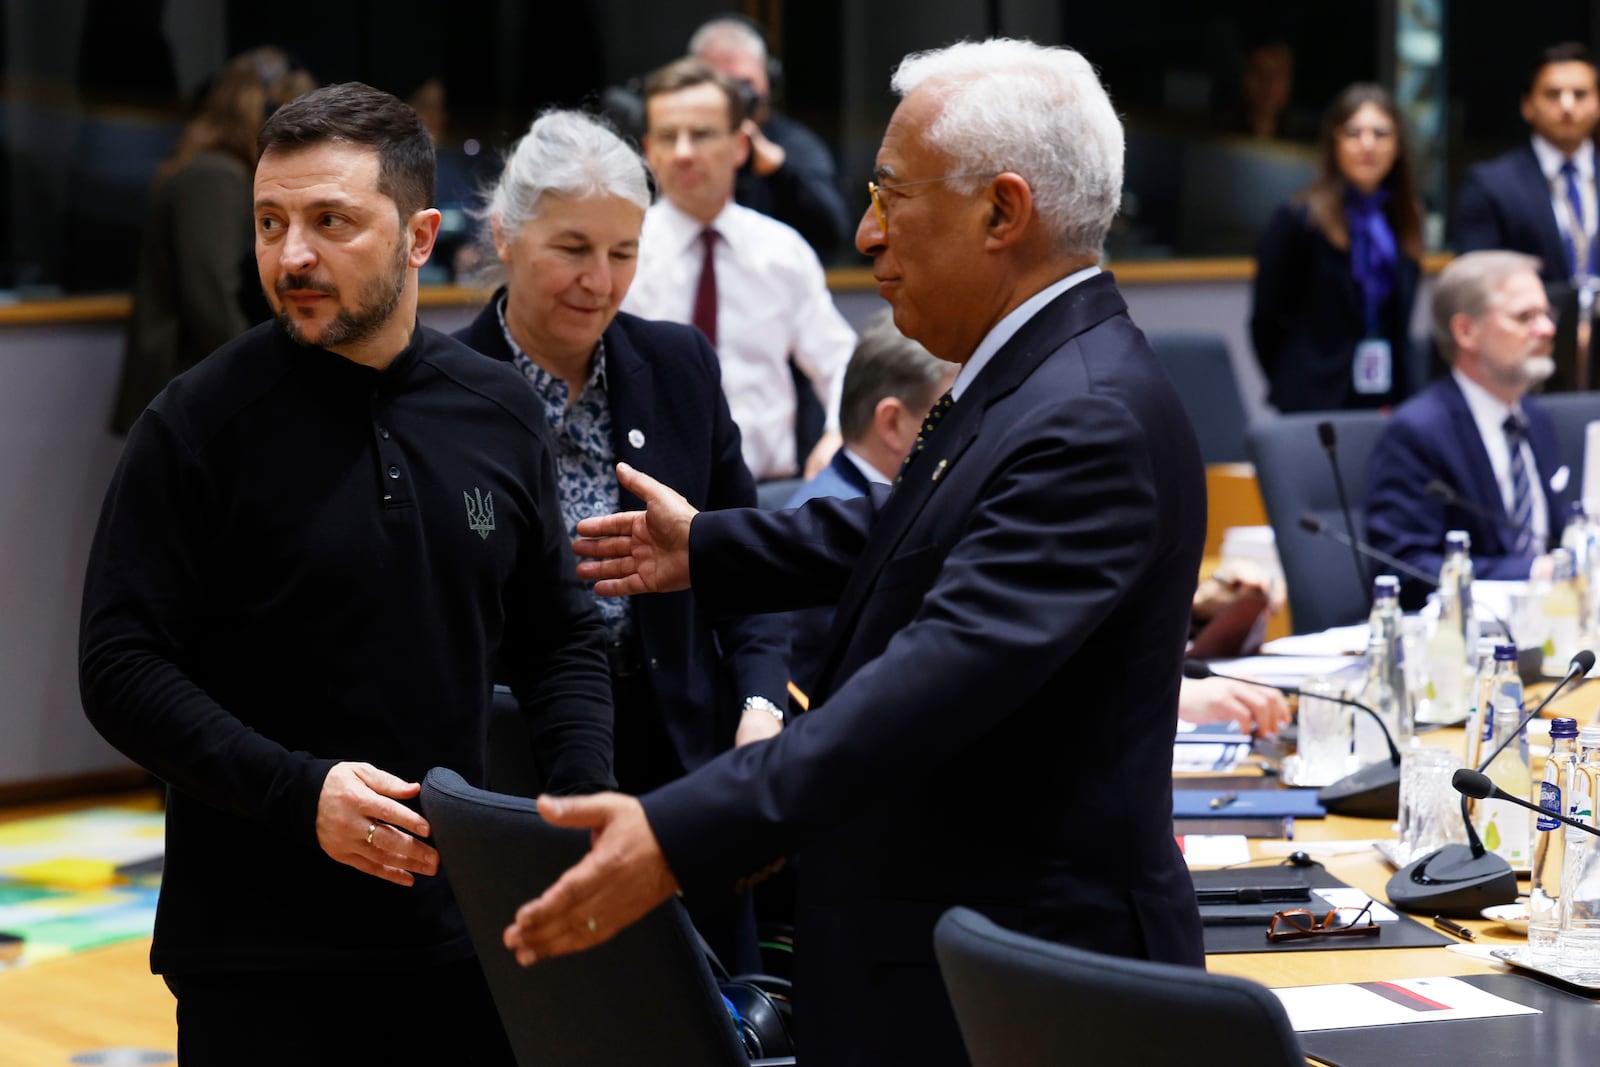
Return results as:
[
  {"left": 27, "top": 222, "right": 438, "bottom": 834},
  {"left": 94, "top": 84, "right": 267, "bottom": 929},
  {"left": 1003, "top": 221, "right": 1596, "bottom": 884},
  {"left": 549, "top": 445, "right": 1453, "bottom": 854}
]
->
[
  {"left": 1536, "top": 391, "right": 1600, "bottom": 498},
  {"left": 1248, "top": 409, "right": 1389, "bottom": 633},
  {"left": 1146, "top": 332, "right": 1251, "bottom": 464},
  {"left": 420, "top": 768, "right": 795, "bottom": 1067},
  {"left": 933, "top": 907, "right": 1304, "bottom": 1067}
]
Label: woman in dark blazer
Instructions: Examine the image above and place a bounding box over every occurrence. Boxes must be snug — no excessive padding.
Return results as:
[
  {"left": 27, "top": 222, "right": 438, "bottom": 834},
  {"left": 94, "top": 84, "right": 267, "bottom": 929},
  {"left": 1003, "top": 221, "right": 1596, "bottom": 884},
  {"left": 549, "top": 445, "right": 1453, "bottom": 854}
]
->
[
  {"left": 1251, "top": 83, "right": 1425, "bottom": 413},
  {"left": 454, "top": 110, "right": 786, "bottom": 973}
]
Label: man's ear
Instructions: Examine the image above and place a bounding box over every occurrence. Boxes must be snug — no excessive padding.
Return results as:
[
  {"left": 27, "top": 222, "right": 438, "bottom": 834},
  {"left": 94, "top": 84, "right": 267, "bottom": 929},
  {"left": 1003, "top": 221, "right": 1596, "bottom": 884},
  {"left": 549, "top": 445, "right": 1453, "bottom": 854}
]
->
[
  {"left": 733, "top": 123, "right": 752, "bottom": 170},
  {"left": 406, "top": 208, "right": 443, "bottom": 268},
  {"left": 983, "top": 172, "right": 1033, "bottom": 250},
  {"left": 874, "top": 395, "right": 912, "bottom": 451},
  {"left": 1449, "top": 311, "right": 1479, "bottom": 356}
]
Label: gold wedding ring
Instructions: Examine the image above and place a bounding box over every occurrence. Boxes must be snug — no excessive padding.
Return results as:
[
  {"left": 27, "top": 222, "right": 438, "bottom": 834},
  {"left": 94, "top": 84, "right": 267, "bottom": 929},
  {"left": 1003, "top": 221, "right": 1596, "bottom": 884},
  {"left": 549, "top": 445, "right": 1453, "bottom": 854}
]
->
[{"left": 365, "top": 823, "right": 377, "bottom": 846}]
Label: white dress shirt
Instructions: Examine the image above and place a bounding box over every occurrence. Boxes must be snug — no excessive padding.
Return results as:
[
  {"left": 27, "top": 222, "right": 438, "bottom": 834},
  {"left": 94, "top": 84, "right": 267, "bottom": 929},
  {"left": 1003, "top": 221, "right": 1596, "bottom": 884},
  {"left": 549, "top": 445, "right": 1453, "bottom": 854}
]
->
[
  {"left": 1530, "top": 134, "right": 1597, "bottom": 278},
  {"left": 1452, "top": 368, "right": 1549, "bottom": 552},
  {"left": 624, "top": 199, "right": 856, "bottom": 480},
  {"left": 841, "top": 445, "right": 892, "bottom": 486}
]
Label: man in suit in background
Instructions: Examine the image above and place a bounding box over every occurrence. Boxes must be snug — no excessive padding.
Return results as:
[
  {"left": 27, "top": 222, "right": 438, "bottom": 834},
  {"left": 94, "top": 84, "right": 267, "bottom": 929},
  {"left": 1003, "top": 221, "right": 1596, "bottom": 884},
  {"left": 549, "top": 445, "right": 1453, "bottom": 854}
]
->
[
  {"left": 1456, "top": 43, "right": 1599, "bottom": 389},
  {"left": 623, "top": 57, "right": 855, "bottom": 483},
  {"left": 1456, "top": 43, "right": 1600, "bottom": 285},
  {"left": 689, "top": 14, "right": 854, "bottom": 260},
  {"left": 783, "top": 311, "right": 955, "bottom": 693},
  {"left": 1367, "top": 251, "right": 1568, "bottom": 606},
  {"left": 504, "top": 38, "right": 1208, "bottom": 1067}
]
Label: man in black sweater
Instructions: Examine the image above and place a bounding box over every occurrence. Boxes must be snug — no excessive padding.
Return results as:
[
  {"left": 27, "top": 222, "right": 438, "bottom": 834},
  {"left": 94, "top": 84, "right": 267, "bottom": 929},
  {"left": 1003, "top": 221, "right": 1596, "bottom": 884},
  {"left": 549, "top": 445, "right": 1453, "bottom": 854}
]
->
[{"left": 78, "top": 83, "right": 613, "bottom": 1066}]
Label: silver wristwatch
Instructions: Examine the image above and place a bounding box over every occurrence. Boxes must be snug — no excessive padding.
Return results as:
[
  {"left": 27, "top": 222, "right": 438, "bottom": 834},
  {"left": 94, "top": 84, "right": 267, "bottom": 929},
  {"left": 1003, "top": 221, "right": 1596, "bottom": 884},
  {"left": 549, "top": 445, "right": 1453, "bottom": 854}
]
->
[{"left": 743, "top": 695, "right": 784, "bottom": 724}]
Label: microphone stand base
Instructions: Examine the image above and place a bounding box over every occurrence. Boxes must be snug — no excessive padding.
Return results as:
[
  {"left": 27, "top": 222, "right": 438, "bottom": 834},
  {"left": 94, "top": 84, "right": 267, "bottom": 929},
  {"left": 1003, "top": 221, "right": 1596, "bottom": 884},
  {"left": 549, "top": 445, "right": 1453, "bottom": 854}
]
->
[
  {"left": 1316, "top": 759, "right": 1400, "bottom": 819},
  {"left": 1385, "top": 844, "right": 1518, "bottom": 918}
]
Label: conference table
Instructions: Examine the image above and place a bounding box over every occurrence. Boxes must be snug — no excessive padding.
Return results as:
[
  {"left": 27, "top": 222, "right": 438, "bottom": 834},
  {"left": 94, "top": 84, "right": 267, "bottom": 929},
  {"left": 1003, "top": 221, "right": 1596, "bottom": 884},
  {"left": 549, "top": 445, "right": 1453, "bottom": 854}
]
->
[{"left": 1196, "top": 696, "right": 1599, "bottom": 1063}]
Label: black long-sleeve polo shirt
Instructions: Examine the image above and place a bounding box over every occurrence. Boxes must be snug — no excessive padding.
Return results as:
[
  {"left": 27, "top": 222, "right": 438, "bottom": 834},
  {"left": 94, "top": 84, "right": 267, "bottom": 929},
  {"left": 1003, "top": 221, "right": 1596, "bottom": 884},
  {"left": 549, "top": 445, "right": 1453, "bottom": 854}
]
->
[{"left": 80, "top": 320, "right": 613, "bottom": 975}]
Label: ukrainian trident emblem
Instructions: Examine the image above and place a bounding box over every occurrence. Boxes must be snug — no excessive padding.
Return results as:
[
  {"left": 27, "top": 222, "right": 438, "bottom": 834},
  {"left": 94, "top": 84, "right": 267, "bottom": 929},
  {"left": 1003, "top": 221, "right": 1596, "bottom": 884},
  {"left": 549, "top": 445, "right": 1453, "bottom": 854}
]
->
[{"left": 464, "top": 488, "right": 496, "bottom": 540}]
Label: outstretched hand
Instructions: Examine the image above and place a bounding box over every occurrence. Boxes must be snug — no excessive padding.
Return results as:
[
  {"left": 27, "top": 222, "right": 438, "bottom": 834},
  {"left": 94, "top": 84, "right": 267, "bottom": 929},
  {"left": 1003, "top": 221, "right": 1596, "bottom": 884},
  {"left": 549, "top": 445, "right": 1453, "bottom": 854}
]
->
[
  {"left": 502, "top": 793, "right": 679, "bottom": 965},
  {"left": 573, "top": 463, "right": 697, "bottom": 596}
]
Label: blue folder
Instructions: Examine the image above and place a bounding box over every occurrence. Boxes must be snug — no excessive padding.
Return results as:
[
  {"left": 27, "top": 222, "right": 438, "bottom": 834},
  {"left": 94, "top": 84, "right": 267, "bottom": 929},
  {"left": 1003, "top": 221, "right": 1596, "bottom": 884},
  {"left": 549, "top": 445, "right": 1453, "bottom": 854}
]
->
[{"left": 1172, "top": 788, "right": 1326, "bottom": 819}]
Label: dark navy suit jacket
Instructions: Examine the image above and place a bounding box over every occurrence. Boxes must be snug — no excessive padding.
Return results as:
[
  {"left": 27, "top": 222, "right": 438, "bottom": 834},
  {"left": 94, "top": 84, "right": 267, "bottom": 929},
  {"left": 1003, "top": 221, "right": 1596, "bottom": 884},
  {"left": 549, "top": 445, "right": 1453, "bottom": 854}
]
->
[
  {"left": 1250, "top": 200, "right": 1420, "bottom": 413},
  {"left": 1366, "top": 374, "right": 1568, "bottom": 606},
  {"left": 641, "top": 273, "right": 1207, "bottom": 1066},
  {"left": 782, "top": 449, "right": 875, "bottom": 695},
  {"left": 1455, "top": 142, "right": 1572, "bottom": 284},
  {"left": 455, "top": 297, "right": 789, "bottom": 779}
]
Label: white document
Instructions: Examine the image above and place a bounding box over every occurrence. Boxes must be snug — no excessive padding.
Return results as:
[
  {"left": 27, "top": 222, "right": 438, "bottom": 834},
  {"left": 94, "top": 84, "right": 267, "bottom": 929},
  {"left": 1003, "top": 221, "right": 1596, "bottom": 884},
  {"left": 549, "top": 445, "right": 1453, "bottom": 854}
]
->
[
  {"left": 1177, "top": 835, "right": 1252, "bottom": 868},
  {"left": 1209, "top": 654, "right": 1363, "bottom": 686},
  {"left": 1259, "top": 627, "right": 1370, "bottom": 658},
  {"left": 1273, "top": 975, "right": 1541, "bottom": 1032}
]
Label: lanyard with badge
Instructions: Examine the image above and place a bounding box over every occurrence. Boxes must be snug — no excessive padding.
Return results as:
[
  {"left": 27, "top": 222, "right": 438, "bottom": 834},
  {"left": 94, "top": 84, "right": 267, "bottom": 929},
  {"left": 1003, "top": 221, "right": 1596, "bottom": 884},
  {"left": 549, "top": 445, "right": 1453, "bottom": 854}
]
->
[
  {"left": 1348, "top": 197, "right": 1396, "bottom": 397},
  {"left": 1352, "top": 300, "right": 1391, "bottom": 397}
]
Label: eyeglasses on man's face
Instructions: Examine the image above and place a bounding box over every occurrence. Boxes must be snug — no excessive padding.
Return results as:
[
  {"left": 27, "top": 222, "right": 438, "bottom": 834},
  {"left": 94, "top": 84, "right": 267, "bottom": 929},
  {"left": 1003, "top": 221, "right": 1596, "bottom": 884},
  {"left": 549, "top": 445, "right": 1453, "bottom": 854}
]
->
[
  {"left": 866, "top": 171, "right": 1001, "bottom": 232},
  {"left": 1265, "top": 900, "right": 1378, "bottom": 943}
]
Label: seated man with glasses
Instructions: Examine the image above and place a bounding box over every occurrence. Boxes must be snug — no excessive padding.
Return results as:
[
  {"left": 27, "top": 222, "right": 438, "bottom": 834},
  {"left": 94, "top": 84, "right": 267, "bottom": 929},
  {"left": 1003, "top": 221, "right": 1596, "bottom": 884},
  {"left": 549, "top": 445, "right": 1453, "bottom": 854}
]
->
[{"left": 1367, "top": 250, "right": 1569, "bottom": 607}]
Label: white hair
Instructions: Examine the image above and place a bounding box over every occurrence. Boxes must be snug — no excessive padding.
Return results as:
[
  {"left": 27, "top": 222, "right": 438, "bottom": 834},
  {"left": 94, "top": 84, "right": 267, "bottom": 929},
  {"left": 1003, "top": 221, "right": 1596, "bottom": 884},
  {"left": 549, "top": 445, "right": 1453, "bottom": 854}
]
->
[
  {"left": 474, "top": 110, "right": 650, "bottom": 283},
  {"left": 891, "top": 39, "right": 1124, "bottom": 256},
  {"left": 688, "top": 17, "right": 767, "bottom": 63}
]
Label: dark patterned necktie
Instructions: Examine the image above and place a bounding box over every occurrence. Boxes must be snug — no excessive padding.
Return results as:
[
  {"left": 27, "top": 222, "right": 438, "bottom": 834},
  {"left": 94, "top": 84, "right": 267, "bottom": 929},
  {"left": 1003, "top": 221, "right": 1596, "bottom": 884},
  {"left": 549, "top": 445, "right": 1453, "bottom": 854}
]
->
[
  {"left": 896, "top": 391, "right": 955, "bottom": 484},
  {"left": 1503, "top": 413, "right": 1534, "bottom": 555}
]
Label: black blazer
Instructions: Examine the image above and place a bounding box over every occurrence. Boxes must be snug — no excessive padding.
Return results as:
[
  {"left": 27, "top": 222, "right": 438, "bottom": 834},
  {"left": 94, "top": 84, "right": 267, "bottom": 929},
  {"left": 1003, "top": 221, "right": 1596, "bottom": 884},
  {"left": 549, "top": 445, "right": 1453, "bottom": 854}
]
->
[
  {"left": 455, "top": 296, "right": 789, "bottom": 779},
  {"left": 1251, "top": 200, "right": 1420, "bottom": 413},
  {"left": 644, "top": 273, "right": 1207, "bottom": 1066},
  {"left": 1455, "top": 142, "right": 1570, "bottom": 284}
]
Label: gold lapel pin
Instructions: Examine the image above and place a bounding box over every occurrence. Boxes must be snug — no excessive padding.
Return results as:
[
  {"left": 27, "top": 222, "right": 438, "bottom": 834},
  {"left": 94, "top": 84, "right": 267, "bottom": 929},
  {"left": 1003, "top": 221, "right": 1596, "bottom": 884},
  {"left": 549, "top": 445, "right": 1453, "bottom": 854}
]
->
[{"left": 931, "top": 458, "right": 950, "bottom": 483}]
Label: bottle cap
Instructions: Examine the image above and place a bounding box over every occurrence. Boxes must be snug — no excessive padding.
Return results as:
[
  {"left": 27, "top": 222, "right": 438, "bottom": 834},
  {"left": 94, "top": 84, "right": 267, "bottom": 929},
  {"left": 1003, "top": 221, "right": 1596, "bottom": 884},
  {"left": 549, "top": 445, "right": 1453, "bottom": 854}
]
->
[
  {"left": 1446, "top": 529, "right": 1471, "bottom": 551},
  {"left": 1581, "top": 725, "right": 1600, "bottom": 747},
  {"left": 1551, "top": 717, "right": 1580, "bottom": 739},
  {"left": 1494, "top": 644, "right": 1518, "bottom": 661},
  {"left": 1373, "top": 574, "right": 1400, "bottom": 598}
]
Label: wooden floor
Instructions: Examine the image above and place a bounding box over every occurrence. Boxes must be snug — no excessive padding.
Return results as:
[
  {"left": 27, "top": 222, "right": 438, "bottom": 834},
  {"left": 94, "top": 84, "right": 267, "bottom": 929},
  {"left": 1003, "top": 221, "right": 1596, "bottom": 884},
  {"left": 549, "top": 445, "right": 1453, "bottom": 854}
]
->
[{"left": 0, "top": 790, "right": 176, "bottom": 1065}]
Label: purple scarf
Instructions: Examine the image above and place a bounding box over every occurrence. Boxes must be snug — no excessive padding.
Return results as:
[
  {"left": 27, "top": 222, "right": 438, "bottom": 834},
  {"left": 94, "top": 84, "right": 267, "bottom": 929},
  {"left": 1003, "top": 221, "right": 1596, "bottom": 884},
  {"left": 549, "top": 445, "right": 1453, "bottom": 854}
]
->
[{"left": 1344, "top": 186, "right": 1398, "bottom": 335}]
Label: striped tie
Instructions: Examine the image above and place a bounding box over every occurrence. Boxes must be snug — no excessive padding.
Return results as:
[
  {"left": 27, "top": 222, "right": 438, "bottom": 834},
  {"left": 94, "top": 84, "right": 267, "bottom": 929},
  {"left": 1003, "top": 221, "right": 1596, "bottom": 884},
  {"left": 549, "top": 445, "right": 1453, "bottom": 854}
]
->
[
  {"left": 1503, "top": 413, "right": 1534, "bottom": 555},
  {"left": 896, "top": 391, "right": 955, "bottom": 484}
]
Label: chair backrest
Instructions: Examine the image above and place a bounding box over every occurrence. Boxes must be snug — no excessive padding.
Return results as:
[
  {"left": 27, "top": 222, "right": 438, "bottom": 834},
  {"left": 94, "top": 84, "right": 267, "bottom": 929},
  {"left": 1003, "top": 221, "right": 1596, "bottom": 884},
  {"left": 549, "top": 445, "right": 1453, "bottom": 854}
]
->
[
  {"left": 933, "top": 907, "right": 1304, "bottom": 1067},
  {"left": 1146, "top": 332, "right": 1251, "bottom": 465},
  {"left": 1247, "top": 410, "right": 1389, "bottom": 633},
  {"left": 1534, "top": 391, "right": 1600, "bottom": 501},
  {"left": 420, "top": 767, "right": 755, "bottom": 1067}
]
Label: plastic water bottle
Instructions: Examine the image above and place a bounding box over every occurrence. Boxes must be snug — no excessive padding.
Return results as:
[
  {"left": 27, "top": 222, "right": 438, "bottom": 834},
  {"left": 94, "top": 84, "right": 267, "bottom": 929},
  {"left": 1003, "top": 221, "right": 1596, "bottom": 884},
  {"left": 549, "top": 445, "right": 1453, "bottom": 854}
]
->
[
  {"left": 1475, "top": 698, "right": 1531, "bottom": 868},
  {"left": 1422, "top": 532, "right": 1474, "bottom": 724},
  {"left": 1362, "top": 575, "right": 1411, "bottom": 747},
  {"left": 1558, "top": 730, "right": 1600, "bottom": 981},
  {"left": 1462, "top": 638, "right": 1500, "bottom": 772},
  {"left": 1544, "top": 548, "right": 1582, "bottom": 675},
  {"left": 1529, "top": 717, "right": 1580, "bottom": 962}
]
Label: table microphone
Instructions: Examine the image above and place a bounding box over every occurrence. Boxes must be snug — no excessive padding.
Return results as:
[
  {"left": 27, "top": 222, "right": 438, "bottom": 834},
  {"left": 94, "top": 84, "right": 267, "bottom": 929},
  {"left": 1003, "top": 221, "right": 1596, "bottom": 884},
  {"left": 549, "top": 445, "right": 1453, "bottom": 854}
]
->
[
  {"left": 1297, "top": 514, "right": 1438, "bottom": 588},
  {"left": 1425, "top": 480, "right": 1534, "bottom": 540},
  {"left": 1297, "top": 513, "right": 1520, "bottom": 652},
  {"left": 1386, "top": 649, "right": 1595, "bottom": 918},
  {"left": 1318, "top": 421, "right": 1370, "bottom": 594},
  {"left": 1183, "top": 660, "right": 1401, "bottom": 817},
  {"left": 1452, "top": 768, "right": 1600, "bottom": 838}
]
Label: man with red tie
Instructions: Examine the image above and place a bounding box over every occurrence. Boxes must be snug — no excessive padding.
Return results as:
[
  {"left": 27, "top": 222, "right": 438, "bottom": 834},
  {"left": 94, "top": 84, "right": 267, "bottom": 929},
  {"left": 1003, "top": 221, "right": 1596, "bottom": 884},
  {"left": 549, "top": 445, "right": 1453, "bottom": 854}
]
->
[{"left": 623, "top": 57, "right": 855, "bottom": 483}]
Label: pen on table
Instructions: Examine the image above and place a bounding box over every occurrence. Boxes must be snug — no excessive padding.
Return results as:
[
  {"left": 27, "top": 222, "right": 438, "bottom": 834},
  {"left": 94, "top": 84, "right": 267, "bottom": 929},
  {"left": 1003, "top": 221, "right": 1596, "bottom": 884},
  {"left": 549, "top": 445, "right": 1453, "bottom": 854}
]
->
[
  {"left": 1209, "top": 792, "right": 1239, "bottom": 810},
  {"left": 1432, "top": 916, "right": 1475, "bottom": 941}
]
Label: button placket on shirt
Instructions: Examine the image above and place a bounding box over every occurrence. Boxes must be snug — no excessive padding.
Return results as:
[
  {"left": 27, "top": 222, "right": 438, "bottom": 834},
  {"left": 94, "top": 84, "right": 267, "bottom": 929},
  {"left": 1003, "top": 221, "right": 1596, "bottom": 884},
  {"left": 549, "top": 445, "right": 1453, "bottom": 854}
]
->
[{"left": 371, "top": 394, "right": 410, "bottom": 507}]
